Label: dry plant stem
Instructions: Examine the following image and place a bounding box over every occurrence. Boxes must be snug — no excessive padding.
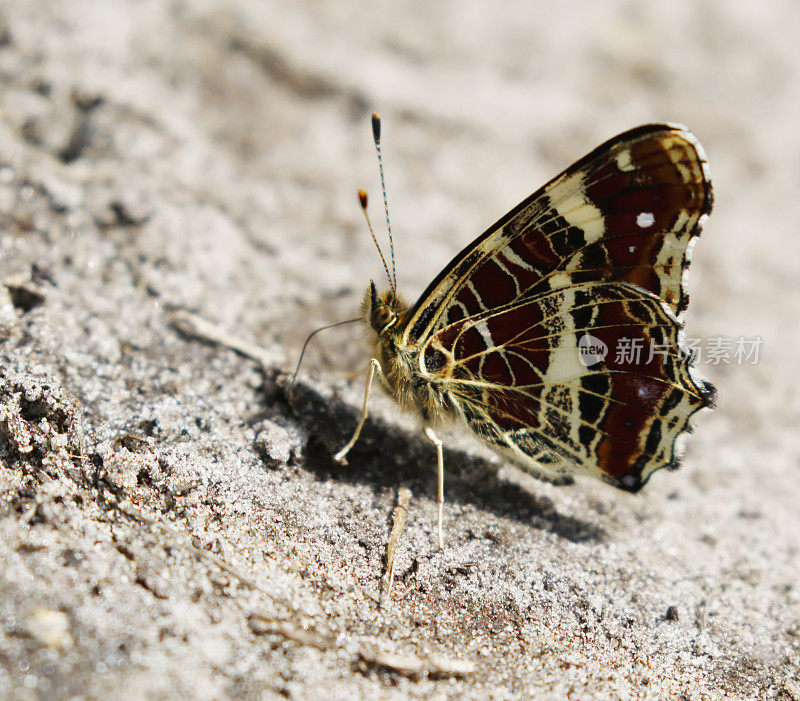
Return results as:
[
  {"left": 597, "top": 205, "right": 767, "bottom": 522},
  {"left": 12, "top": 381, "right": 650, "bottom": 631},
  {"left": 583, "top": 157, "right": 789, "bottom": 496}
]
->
[
  {"left": 382, "top": 487, "right": 411, "bottom": 607},
  {"left": 167, "top": 309, "right": 284, "bottom": 367},
  {"left": 359, "top": 648, "right": 476, "bottom": 678},
  {"left": 248, "top": 614, "right": 336, "bottom": 650}
]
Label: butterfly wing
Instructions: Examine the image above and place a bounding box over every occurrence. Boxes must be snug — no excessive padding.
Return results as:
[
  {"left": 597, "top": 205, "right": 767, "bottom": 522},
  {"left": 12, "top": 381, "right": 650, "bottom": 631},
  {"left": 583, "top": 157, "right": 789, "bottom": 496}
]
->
[{"left": 408, "top": 125, "right": 715, "bottom": 490}]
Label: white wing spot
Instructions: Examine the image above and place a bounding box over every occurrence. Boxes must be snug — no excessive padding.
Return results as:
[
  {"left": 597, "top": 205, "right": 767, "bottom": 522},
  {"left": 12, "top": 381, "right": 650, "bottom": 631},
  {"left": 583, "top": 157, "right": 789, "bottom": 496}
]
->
[
  {"left": 637, "top": 212, "right": 655, "bottom": 228},
  {"left": 629, "top": 245, "right": 637, "bottom": 253}
]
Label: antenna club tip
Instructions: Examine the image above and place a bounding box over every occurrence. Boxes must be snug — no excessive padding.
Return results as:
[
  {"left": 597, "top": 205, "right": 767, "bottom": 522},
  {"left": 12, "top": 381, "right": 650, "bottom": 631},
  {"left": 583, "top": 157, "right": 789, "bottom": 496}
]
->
[
  {"left": 357, "top": 189, "right": 368, "bottom": 209},
  {"left": 371, "top": 112, "right": 381, "bottom": 142}
]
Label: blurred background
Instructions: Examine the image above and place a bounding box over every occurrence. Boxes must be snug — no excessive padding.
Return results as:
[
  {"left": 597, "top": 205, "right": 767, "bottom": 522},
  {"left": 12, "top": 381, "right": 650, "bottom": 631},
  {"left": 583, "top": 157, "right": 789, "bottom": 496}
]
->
[{"left": 1, "top": 0, "right": 799, "bottom": 697}]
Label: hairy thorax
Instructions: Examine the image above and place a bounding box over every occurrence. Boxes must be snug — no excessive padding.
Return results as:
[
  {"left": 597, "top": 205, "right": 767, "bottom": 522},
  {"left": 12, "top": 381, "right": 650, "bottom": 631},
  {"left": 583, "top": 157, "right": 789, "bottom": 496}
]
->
[{"left": 362, "top": 282, "right": 455, "bottom": 426}]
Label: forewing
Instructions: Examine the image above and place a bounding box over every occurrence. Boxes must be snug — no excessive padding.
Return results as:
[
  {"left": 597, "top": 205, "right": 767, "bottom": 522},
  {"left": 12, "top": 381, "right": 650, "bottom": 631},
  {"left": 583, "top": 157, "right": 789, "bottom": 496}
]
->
[{"left": 402, "top": 124, "right": 712, "bottom": 345}]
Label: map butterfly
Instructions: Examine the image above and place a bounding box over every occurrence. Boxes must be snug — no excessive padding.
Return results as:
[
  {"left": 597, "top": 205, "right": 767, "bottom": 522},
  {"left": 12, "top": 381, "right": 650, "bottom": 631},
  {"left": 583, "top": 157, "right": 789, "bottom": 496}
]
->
[{"left": 334, "top": 114, "right": 715, "bottom": 547}]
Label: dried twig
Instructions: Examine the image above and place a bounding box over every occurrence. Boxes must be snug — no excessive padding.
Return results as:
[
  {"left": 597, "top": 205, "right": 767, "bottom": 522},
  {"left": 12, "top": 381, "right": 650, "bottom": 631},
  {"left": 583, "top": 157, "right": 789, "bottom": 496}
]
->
[
  {"left": 20, "top": 502, "right": 38, "bottom": 526},
  {"left": 359, "top": 648, "right": 476, "bottom": 678},
  {"left": 381, "top": 487, "right": 411, "bottom": 608},
  {"left": 247, "top": 614, "right": 335, "bottom": 650},
  {"left": 167, "top": 309, "right": 284, "bottom": 368}
]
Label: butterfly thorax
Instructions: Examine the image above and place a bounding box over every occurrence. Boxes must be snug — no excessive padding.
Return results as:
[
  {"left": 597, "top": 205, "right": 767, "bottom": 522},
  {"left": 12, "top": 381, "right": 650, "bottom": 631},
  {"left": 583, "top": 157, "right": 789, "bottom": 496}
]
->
[{"left": 362, "top": 281, "right": 455, "bottom": 425}]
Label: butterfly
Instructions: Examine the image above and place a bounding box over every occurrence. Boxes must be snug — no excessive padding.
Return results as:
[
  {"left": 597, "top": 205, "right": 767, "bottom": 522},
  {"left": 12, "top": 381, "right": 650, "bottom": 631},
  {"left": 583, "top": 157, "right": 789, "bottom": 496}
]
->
[{"left": 334, "top": 114, "right": 715, "bottom": 548}]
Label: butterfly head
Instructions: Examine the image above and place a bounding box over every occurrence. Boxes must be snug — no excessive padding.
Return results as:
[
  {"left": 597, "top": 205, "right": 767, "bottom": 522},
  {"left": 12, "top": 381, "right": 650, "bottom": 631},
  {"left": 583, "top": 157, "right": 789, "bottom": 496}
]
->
[{"left": 363, "top": 280, "right": 406, "bottom": 336}]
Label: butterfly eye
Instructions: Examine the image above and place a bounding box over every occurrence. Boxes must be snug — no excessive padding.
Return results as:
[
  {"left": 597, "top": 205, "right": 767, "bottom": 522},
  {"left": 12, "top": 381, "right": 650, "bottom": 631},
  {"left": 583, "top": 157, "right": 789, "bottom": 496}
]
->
[{"left": 370, "top": 305, "right": 396, "bottom": 333}]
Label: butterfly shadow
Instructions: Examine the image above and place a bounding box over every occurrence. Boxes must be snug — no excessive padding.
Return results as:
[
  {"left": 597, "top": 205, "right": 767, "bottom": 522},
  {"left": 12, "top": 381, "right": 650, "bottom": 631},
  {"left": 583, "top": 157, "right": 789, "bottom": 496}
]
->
[{"left": 284, "top": 377, "right": 605, "bottom": 544}]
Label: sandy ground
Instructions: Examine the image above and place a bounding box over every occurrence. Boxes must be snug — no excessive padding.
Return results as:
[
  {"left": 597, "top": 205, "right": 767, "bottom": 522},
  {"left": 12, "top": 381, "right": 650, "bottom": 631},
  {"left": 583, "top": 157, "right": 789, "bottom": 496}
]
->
[{"left": 1, "top": 1, "right": 799, "bottom": 698}]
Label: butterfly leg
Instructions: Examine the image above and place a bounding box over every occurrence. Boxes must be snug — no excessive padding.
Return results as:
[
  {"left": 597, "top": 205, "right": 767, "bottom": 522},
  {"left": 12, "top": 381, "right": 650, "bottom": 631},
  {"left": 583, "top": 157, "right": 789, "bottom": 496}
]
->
[
  {"left": 334, "top": 358, "right": 383, "bottom": 465},
  {"left": 424, "top": 426, "right": 445, "bottom": 550}
]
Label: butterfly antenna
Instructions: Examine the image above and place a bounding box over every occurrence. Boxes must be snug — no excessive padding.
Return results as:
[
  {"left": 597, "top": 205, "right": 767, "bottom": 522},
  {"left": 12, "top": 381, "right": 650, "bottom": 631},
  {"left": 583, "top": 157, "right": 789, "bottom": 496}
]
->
[
  {"left": 292, "top": 317, "right": 362, "bottom": 386},
  {"left": 358, "top": 189, "right": 393, "bottom": 290},
  {"left": 371, "top": 112, "right": 397, "bottom": 291}
]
